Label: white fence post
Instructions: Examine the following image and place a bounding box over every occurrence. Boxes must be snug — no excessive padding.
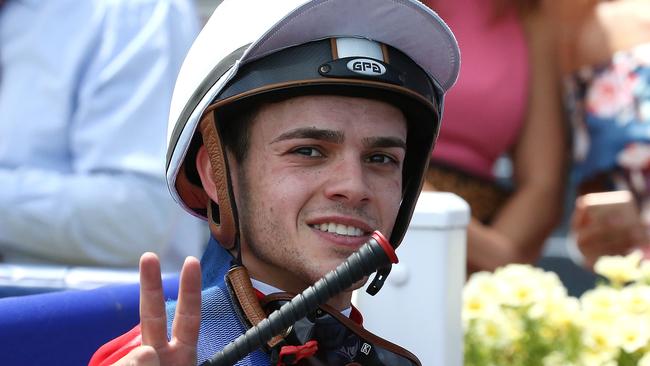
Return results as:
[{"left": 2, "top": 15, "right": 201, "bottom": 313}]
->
[{"left": 352, "top": 191, "right": 469, "bottom": 366}]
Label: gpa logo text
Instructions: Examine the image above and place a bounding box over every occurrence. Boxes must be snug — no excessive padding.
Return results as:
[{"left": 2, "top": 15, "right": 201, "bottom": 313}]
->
[{"left": 347, "top": 58, "right": 386, "bottom": 76}]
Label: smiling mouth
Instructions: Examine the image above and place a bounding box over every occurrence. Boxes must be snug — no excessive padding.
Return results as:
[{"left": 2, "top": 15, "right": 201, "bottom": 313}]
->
[{"left": 309, "top": 223, "right": 368, "bottom": 237}]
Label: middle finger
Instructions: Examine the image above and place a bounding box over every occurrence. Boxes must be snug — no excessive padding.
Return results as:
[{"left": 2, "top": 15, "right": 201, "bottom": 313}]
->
[{"left": 139, "top": 252, "right": 169, "bottom": 349}]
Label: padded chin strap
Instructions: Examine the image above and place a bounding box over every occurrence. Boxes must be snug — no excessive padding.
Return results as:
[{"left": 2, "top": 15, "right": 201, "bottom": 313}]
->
[
  {"left": 226, "top": 266, "right": 285, "bottom": 348},
  {"left": 200, "top": 112, "right": 239, "bottom": 252}
]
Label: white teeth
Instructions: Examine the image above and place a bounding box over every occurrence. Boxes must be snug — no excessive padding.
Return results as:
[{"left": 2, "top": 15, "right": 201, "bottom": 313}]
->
[{"left": 312, "top": 223, "right": 364, "bottom": 237}]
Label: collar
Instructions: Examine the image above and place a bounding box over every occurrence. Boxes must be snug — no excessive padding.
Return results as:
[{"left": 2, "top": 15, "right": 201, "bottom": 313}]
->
[{"left": 250, "top": 277, "right": 355, "bottom": 319}]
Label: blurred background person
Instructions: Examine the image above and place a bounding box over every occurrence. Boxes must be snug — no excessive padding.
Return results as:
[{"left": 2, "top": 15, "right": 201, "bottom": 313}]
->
[
  {"left": 0, "top": 0, "right": 205, "bottom": 271},
  {"left": 422, "top": 0, "right": 567, "bottom": 273},
  {"left": 551, "top": 0, "right": 650, "bottom": 268}
]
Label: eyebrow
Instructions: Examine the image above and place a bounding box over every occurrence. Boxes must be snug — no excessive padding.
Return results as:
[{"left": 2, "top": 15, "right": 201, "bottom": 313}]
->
[
  {"left": 363, "top": 136, "right": 406, "bottom": 150},
  {"left": 271, "top": 127, "right": 344, "bottom": 144},
  {"left": 271, "top": 127, "right": 406, "bottom": 150}
]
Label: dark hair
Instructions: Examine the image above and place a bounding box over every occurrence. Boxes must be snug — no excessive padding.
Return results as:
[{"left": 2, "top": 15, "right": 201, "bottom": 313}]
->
[
  {"left": 181, "top": 104, "right": 258, "bottom": 187},
  {"left": 217, "top": 103, "right": 259, "bottom": 164}
]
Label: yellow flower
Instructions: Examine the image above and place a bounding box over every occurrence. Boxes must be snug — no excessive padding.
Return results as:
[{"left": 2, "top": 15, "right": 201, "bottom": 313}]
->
[
  {"left": 493, "top": 264, "right": 547, "bottom": 308},
  {"left": 594, "top": 250, "right": 644, "bottom": 286},
  {"left": 543, "top": 351, "right": 575, "bottom": 366},
  {"left": 620, "top": 284, "right": 650, "bottom": 315},
  {"left": 464, "top": 271, "right": 501, "bottom": 300},
  {"left": 579, "top": 347, "right": 618, "bottom": 366},
  {"left": 472, "top": 312, "right": 522, "bottom": 349},
  {"left": 464, "top": 260, "right": 650, "bottom": 365},
  {"left": 537, "top": 297, "right": 582, "bottom": 331},
  {"left": 463, "top": 271, "right": 502, "bottom": 326},
  {"left": 582, "top": 325, "right": 621, "bottom": 358},
  {"left": 580, "top": 287, "right": 621, "bottom": 326},
  {"left": 614, "top": 315, "right": 650, "bottom": 354},
  {"left": 462, "top": 289, "right": 500, "bottom": 325}
]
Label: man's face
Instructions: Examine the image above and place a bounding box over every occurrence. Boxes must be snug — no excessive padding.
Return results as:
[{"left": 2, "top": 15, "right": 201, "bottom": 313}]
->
[{"left": 232, "top": 95, "right": 407, "bottom": 294}]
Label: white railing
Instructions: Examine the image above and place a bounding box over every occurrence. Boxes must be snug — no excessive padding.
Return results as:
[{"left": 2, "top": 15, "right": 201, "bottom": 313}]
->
[
  {"left": 353, "top": 191, "right": 470, "bottom": 366},
  {"left": 0, "top": 263, "right": 141, "bottom": 291}
]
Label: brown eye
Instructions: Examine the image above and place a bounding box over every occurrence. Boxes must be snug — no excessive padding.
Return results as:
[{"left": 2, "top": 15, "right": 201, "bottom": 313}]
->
[
  {"left": 293, "top": 147, "right": 323, "bottom": 157},
  {"left": 366, "top": 153, "right": 397, "bottom": 165}
]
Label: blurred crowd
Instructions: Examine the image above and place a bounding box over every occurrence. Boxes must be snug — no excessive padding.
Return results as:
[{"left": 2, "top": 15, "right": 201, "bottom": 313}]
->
[
  {"left": 422, "top": 0, "right": 650, "bottom": 283},
  {"left": 0, "top": 0, "right": 207, "bottom": 276},
  {"left": 0, "top": 0, "right": 649, "bottom": 297}
]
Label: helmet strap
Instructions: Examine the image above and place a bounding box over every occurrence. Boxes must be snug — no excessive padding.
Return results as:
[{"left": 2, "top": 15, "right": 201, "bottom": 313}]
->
[
  {"left": 200, "top": 112, "right": 241, "bottom": 256},
  {"left": 225, "top": 265, "right": 285, "bottom": 348}
]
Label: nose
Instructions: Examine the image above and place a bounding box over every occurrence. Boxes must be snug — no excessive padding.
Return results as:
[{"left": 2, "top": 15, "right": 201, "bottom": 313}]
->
[{"left": 323, "top": 157, "right": 371, "bottom": 206}]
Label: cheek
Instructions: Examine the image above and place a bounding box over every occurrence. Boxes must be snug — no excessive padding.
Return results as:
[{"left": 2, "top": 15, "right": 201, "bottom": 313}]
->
[
  {"left": 377, "top": 175, "right": 402, "bottom": 198},
  {"left": 377, "top": 177, "right": 403, "bottom": 219},
  {"left": 250, "top": 164, "right": 316, "bottom": 209}
]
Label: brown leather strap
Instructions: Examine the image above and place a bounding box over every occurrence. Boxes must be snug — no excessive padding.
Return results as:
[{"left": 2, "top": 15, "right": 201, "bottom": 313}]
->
[
  {"left": 199, "top": 112, "right": 238, "bottom": 250},
  {"left": 226, "top": 266, "right": 286, "bottom": 348}
]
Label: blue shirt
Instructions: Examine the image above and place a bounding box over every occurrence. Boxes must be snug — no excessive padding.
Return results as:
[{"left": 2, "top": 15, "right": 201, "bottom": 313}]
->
[{"left": 0, "top": 0, "right": 206, "bottom": 269}]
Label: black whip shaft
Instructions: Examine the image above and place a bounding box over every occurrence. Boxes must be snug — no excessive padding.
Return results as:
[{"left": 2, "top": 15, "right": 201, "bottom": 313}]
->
[{"left": 201, "top": 231, "right": 397, "bottom": 366}]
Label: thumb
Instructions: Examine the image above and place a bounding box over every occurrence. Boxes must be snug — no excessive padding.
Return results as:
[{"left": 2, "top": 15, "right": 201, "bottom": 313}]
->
[{"left": 112, "top": 346, "right": 160, "bottom": 366}]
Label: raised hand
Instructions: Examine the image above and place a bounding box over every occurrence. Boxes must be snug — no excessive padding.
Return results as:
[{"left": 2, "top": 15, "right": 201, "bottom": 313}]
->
[
  {"left": 113, "top": 253, "right": 202, "bottom": 366},
  {"left": 572, "top": 195, "right": 648, "bottom": 268}
]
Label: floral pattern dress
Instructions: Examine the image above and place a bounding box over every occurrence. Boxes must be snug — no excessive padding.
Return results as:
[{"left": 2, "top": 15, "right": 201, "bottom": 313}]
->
[{"left": 567, "top": 43, "right": 650, "bottom": 202}]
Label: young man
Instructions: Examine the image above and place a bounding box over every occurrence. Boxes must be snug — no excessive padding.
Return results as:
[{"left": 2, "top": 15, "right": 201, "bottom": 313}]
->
[{"left": 90, "top": 0, "right": 460, "bottom": 365}]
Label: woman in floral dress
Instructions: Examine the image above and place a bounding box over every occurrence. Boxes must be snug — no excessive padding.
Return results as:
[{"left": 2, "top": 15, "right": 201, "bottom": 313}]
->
[{"left": 557, "top": 0, "right": 650, "bottom": 267}]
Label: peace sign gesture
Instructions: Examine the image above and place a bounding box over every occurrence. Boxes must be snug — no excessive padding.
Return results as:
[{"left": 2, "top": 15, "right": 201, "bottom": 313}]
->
[{"left": 113, "top": 253, "right": 202, "bottom": 366}]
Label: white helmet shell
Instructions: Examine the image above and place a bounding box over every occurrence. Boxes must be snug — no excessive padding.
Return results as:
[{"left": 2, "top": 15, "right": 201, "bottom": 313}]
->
[{"left": 166, "top": 0, "right": 460, "bottom": 219}]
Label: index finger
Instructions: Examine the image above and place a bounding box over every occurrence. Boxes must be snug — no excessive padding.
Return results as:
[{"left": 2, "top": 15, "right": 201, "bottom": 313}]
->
[{"left": 139, "top": 252, "right": 169, "bottom": 349}]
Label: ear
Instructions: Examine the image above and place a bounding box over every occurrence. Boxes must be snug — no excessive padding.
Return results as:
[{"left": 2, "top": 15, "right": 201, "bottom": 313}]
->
[{"left": 196, "top": 145, "right": 219, "bottom": 204}]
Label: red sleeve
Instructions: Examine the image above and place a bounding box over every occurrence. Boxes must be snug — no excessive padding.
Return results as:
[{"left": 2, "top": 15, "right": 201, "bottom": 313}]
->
[{"left": 88, "top": 325, "right": 143, "bottom": 366}]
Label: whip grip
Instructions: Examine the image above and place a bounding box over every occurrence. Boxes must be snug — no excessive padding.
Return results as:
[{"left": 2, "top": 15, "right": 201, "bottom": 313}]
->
[{"left": 201, "top": 231, "right": 398, "bottom": 366}]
